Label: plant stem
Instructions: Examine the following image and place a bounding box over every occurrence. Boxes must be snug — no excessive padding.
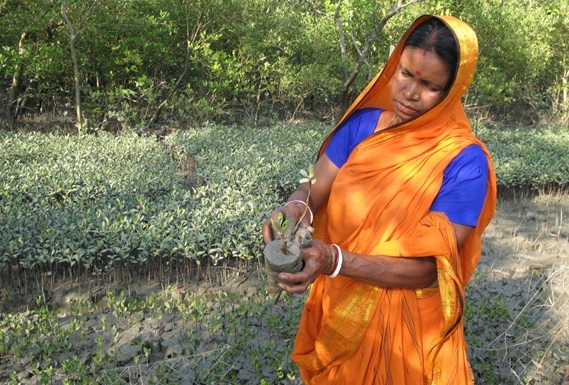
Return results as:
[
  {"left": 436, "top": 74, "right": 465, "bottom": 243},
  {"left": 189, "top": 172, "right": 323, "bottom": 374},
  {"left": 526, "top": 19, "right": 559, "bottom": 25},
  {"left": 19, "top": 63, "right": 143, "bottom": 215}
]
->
[{"left": 292, "top": 185, "right": 312, "bottom": 236}]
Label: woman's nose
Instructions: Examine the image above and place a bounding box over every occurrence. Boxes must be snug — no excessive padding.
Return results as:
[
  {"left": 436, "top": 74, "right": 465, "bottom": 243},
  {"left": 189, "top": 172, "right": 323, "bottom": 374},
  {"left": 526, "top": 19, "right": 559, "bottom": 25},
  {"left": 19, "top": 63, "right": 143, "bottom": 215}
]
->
[{"left": 403, "top": 82, "right": 420, "bottom": 100}]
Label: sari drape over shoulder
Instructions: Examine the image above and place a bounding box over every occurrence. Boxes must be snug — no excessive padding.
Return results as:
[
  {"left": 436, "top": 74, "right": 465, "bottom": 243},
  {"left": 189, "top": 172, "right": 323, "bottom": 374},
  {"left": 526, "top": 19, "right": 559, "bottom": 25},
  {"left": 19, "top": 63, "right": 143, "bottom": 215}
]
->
[{"left": 290, "top": 15, "right": 497, "bottom": 385}]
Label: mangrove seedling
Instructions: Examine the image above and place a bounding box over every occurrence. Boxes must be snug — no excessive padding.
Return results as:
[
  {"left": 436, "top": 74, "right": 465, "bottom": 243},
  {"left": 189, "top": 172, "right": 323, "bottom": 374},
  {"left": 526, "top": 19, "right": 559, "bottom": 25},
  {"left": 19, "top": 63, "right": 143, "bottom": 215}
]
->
[{"left": 264, "top": 164, "right": 316, "bottom": 293}]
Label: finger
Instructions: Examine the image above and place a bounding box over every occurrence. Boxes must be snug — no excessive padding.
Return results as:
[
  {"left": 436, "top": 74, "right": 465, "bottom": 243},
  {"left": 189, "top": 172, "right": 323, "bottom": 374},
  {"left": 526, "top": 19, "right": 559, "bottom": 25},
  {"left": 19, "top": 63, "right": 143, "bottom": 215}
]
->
[
  {"left": 277, "top": 271, "right": 306, "bottom": 284},
  {"left": 277, "top": 273, "right": 309, "bottom": 292},
  {"left": 278, "top": 282, "right": 308, "bottom": 294},
  {"left": 261, "top": 220, "right": 274, "bottom": 244},
  {"left": 284, "top": 204, "right": 306, "bottom": 225}
]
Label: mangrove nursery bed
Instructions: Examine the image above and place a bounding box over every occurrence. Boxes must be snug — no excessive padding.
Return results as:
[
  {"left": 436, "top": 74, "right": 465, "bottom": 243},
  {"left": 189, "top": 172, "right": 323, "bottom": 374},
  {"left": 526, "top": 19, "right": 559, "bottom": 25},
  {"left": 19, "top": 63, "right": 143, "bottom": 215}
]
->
[{"left": 0, "top": 122, "right": 568, "bottom": 384}]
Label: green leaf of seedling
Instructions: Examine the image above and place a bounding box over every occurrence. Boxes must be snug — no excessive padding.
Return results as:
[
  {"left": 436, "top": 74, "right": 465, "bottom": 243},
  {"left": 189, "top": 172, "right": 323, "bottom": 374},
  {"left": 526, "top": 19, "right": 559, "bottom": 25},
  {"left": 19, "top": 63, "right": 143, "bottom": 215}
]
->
[
  {"left": 308, "top": 164, "right": 314, "bottom": 178},
  {"left": 280, "top": 219, "right": 290, "bottom": 233},
  {"left": 300, "top": 164, "right": 316, "bottom": 184},
  {"left": 271, "top": 212, "right": 291, "bottom": 235},
  {"left": 276, "top": 211, "right": 285, "bottom": 225}
]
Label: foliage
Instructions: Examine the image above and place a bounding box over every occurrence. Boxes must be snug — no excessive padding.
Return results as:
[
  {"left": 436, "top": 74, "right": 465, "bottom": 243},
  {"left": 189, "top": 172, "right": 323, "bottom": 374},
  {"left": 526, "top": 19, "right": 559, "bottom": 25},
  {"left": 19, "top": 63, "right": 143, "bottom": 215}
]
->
[
  {"left": 475, "top": 125, "right": 569, "bottom": 191},
  {"left": 0, "top": 124, "right": 326, "bottom": 280},
  {"left": 1, "top": 122, "right": 567, "bottom": 280},
  {"left": 1, "top": 0, "right": 567, "bottom": 127},
  {"left": 0, "top": 131, "right": 180, "bottom": 274}
]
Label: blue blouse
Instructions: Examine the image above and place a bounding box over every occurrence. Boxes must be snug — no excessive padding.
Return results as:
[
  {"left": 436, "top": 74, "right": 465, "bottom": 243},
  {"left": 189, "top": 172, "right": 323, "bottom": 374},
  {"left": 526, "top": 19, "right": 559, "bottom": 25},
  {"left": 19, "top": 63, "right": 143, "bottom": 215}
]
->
[{"left": 325, "top": 108, "right": 488, "bottom": 226}]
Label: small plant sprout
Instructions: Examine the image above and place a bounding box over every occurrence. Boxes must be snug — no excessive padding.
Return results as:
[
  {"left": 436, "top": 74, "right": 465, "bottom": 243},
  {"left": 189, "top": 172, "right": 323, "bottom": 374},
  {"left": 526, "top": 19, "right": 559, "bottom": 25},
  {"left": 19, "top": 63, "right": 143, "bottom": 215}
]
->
[
  {"left": 271, "top": 212, "right": 291, "bottom": 242},
  {"left": 271, "top": 212, "right": 292, "bottom": 253},
  {"left": 270, "top": 164, "right": 316, "bottom": 254}
]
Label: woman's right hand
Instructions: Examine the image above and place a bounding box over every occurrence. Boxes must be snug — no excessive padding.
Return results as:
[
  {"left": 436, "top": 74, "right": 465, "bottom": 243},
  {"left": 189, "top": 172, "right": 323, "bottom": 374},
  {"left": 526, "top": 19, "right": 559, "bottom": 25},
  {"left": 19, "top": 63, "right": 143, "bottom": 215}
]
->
[{"left": 262, "top": 154, "right": 340, "bottom": 245}]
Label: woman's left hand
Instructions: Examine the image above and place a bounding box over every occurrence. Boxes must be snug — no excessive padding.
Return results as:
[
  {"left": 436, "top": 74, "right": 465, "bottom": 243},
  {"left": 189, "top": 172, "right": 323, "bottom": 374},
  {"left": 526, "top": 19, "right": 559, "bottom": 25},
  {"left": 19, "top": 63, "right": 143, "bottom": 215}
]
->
[{"left": 277, "top": 239, "right": 333, "bottom": 294}]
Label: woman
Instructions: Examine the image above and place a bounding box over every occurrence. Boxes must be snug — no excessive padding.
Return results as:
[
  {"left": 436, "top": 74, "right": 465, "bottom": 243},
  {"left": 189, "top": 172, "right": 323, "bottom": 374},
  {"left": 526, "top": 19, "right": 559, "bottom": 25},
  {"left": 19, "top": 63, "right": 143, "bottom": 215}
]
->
[{"left": 262, "top": 15, "right": 497, "bottom": 384}]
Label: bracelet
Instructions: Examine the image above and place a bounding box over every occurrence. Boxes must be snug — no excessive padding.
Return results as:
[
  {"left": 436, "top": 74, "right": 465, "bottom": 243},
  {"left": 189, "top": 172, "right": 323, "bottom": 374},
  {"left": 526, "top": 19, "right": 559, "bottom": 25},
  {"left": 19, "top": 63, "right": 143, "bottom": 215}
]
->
[
  {"left": 326, "top": 245, "right": 337, "bottom": 276},
  {"left": 329, "top": 244, "right": 343, "bottom": 278},
  {"left": 285, "top": 200, "right": 314, "bottom": 224}
]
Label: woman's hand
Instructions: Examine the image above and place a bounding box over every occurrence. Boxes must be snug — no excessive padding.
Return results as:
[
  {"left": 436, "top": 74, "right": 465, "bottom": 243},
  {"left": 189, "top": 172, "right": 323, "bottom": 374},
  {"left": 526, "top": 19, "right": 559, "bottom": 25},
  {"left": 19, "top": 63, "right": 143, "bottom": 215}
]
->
[
  {"left": 276, "top": 239, "right": 333, "bottom": 294},
  {"left": 261, "top": 201, "right": 310, "bottom": 245},
  {"left": 262, "top": 154, "right": 341, "bottom": 245}
]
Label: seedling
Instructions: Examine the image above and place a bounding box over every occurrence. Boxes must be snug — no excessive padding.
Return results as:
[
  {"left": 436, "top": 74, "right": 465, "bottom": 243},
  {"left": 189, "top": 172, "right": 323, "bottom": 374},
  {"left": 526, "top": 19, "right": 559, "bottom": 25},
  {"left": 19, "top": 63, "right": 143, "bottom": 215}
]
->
[
  {"left": 270, "top": 164, "right": 316, "bottom": 253},
  {"left": 264, "top": 165, "right": 316, "bottom": 293},
  {"left": 271, "top": 212, "right": 291, "bottom": 253}
]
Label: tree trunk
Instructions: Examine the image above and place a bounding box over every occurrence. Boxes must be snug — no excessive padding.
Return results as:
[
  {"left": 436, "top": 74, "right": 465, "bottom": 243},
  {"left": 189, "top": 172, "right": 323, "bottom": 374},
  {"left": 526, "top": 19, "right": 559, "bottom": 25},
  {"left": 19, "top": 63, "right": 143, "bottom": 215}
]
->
[
  {"left": 148, "top": 2, "right": 196, "bottom": 130},
  {"left": 61, "top": 4, "right": 83, "bottom": 135},
  {"left": 5, "top": 32, "right": 27, "bottom": 130},
  {"left": 563, "top": 69, "right": 568, "bottom": 113}
]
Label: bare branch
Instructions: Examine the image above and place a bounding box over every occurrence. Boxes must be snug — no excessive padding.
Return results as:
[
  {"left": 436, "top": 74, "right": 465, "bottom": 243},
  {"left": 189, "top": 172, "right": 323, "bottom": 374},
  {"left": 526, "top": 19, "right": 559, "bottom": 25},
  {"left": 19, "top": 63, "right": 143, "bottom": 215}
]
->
[
  {"left": 61, "top": 4, "right": 76, "bottom": 40},
  {"left": 301, "top": 0, "right": 326, "bottom": 17},
  {"left": 78, "top": 1, "right": 98, "bottom": 32},
  {"left": 148, "top": 1, "right": 198, "bottom": 128},
  {"left": 334, "top": 0, "right": 348, "bottom": 79},
  {"left": 343, "top": 0, "right": 423, "bottom": 90},
  {"left": 336, "top": 0, "right": 424, "bottom": 113}
]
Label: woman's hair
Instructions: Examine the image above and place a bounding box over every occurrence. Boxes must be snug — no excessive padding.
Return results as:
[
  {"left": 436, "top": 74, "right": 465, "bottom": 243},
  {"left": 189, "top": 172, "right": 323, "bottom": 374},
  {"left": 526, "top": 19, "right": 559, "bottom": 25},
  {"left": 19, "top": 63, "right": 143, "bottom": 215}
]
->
[{"left": 404, "top": 18, "right": 458, "bottom": 91}]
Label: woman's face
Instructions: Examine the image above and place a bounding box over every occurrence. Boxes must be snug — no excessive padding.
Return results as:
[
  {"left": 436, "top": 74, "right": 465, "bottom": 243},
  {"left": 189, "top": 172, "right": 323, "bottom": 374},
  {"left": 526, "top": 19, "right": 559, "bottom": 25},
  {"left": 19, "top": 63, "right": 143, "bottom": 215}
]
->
[{"left": 391, "top": 46, "right": 451, "bottom": 122}]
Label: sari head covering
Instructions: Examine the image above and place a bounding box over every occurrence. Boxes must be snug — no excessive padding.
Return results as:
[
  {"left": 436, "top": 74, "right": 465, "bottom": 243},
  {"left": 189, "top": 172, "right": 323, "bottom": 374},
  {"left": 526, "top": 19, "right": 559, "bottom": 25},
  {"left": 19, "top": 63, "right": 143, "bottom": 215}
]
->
[{"left": 291, "top": 15, "right": 497, "bottom": 385}]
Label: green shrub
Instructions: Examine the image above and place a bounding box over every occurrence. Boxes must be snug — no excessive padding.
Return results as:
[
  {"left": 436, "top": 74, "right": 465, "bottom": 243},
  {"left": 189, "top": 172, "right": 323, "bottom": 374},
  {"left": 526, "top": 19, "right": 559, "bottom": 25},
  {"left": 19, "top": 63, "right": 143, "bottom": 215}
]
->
[
  {"left": 0, "top": 123, "right": 567, "bottom": 278},
  {"left": 475, "top": 125, "right": 569, "bottom": 191},
  {"left": 0, "top": 124, "right": 327, "bottom": 278}
]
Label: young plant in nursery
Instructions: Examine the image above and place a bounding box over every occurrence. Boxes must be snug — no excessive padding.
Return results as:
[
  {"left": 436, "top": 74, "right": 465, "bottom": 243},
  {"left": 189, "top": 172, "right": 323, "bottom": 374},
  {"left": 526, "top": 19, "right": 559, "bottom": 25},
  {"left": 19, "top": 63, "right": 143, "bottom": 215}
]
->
[{"left": 263, "top": 165, "right": 316, "bottom": 293}]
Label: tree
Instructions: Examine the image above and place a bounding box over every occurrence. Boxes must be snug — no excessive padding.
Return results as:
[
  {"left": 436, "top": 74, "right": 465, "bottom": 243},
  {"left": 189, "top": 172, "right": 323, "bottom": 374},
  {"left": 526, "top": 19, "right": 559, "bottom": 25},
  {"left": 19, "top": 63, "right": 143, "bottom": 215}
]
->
[
  {"left": 333, "top": 0, "right": 424, "bottom": 113},
  {"left": 0, "top": 0, "right": 62, "bottom": 129},
  {"left": 61, "top": 1, "right": 98, "bottom": 134},
  {"left": 0, "top": 0, "right": 567, "bottom": 127}
]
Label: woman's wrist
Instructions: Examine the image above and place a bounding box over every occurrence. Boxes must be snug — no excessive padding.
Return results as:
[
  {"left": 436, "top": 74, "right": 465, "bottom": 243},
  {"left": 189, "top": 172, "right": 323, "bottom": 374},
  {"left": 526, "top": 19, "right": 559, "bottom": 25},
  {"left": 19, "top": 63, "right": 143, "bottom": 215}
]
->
[
  {"left": 325, "top": 245, "right": 337, "bottom": 275},
  {"left": 327, "top": 244, "right": 343, "bottom": 278}
]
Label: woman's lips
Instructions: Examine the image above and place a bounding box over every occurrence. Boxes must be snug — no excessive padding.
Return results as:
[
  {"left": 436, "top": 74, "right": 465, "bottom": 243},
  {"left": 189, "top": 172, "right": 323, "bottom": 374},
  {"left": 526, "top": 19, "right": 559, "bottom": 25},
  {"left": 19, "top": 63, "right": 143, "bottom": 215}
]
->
[{"left": 396, "top": 100, "right": 417, "bottom": 115}]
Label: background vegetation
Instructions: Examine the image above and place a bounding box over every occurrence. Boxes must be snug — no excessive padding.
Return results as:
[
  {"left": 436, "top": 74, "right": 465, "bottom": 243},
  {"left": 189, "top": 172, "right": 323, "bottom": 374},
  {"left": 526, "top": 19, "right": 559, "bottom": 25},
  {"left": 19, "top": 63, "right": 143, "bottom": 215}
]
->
[
  {"left": 1, "top": 123, "right": 568, "bottom": 287},
  {"left": 1, "top": 0, "right": 568, "bottom": 131}
]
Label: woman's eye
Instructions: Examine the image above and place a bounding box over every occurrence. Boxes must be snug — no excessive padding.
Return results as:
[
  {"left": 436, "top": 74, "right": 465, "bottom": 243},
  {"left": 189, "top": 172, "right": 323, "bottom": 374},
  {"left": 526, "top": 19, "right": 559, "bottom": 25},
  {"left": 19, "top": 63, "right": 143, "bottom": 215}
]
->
[{"left": 425, "top": 83, "right": 441, "bottom": 92}]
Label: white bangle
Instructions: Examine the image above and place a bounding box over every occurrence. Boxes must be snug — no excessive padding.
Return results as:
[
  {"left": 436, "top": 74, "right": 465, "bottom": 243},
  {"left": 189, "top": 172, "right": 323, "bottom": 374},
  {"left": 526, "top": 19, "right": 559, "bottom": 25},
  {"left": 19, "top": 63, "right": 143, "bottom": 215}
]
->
[
  {"left": 285, "top": 200, "right": 313, "bottom": 224},
  {"left": 329, "top": 244, "right": 343, "bottom": 278}
]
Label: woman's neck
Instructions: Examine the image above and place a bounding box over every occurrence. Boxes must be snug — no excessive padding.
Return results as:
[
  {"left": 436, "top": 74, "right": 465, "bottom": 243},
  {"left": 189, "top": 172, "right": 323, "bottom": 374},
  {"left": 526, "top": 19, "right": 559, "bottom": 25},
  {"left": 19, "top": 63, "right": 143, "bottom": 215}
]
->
[{"left": 375, "top": 110, "right": 402, "bottom": 133}]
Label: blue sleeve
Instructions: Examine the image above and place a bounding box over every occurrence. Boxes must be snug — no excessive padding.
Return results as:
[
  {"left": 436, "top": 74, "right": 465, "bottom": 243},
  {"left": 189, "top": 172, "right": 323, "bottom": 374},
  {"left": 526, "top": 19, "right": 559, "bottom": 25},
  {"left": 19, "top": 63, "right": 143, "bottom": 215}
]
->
[
  {"left": 430, "top": 144, "right": 489, "bottom": 227},
  {"left": 324, "top": 108, "right": 382, "bottom": 168}
]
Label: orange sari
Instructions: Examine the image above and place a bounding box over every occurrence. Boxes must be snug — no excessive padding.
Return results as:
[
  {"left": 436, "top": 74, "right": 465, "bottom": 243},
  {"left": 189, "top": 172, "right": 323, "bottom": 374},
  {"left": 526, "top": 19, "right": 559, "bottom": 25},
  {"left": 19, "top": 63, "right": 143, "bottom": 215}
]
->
[{"left": 290, "top": 15, "right": 497, "bottom": 385}]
